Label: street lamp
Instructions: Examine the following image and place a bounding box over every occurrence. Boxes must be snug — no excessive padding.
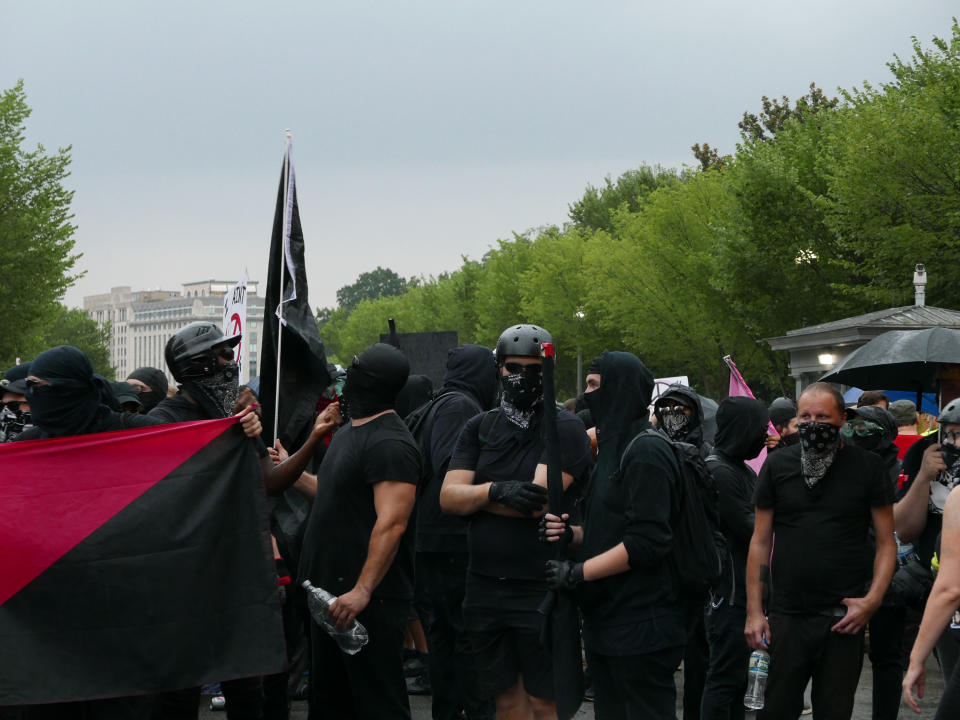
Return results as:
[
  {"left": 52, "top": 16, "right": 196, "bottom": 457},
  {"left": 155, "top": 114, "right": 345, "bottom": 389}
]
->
[{"left": 575, "top": 308, "right": 586, "bottom": 395}]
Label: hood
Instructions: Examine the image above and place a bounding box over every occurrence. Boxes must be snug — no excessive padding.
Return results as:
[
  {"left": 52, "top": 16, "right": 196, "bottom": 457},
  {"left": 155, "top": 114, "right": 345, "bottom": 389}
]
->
[
  {"left": 654, "top": 384, "right": 705, "bottom": 448},
  {"left": 342, "top": 343, "right": 410, "bottom": 418},
  {"left": 585, "top": 350, "right": 654, "bottom": 445},
  {"left": 714, "top": 396, "right": 770, "bottom": 461},
  {"left": 395, "top": 374, "right": 434, "bottom": 418},
  {"left": 850, "top": 405, "right": 898, "bottom": 459},
  {"left": 440, "top": 344, "right": 499, "bottom": 411},
  {"left": 26, "top": 345, "right": 114, "bottom": 437}
]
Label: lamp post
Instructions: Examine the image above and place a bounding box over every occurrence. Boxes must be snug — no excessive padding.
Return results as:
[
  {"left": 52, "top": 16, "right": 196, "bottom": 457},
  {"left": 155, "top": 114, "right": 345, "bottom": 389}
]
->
[{"left": 575, "top": 308, "right": 586, "bottom": 395}]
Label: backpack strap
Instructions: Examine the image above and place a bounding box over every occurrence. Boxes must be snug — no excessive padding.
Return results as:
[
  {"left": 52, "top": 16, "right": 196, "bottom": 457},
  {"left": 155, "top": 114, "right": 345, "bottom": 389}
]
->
[
  {"left": 618, "top": 428, "right": 665, "bottom": 471},
  {"left": 477, "top": 408, "right": 499, "bottom": 447}
]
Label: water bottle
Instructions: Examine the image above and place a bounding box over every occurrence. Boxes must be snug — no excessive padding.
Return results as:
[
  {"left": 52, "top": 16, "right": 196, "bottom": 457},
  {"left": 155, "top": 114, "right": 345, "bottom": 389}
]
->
[
  {"left": 302, "top": 580, "right": 369, "bottom": 655},
  {"left": 744, "top": 648, "right": 770, "bottom": 710},
  {"left": 895, "top": 531, "right": 916, "bottom": 567}
]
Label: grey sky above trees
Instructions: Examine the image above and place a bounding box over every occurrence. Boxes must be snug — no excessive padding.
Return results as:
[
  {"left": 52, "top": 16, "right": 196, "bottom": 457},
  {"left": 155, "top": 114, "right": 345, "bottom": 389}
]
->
[{"left": 2, "top": 2, "right": 955, "bottom": 311}]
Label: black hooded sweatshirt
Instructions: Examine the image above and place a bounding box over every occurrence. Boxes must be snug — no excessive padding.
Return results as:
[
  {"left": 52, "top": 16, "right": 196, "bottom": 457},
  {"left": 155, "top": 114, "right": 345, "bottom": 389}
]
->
[
  {"left": 850, "top": 405, "right": 901, "bottom": 487},
  {"left": 578, "top": 351, "right": 684, "bottom": 655},
  {"left": 416, "top": 345, "right": 498, "bottom": 553},
  {"left": 654, "top": 384, "right": 711, "bottom": 456},
  {"left": 707, "top": 396, "right": 769, "bottom": 606}
]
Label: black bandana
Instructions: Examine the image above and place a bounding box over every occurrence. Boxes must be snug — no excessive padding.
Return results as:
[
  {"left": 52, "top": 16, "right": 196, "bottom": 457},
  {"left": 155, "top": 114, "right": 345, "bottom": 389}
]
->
[
  {"left": 933, "top": 443, "right": 960, "bottom": 514},
  {"left": 183, "top": 362, "right": 240, "bottom": 418},
  {"left": 500, "top": 366, "right": 543, "bottom": 415},
  {"left": 798, "top": 421, "right": 841, "bottom": 489},
  {"left": 660, "top": 410, "right": 691, "bottom": 442}
]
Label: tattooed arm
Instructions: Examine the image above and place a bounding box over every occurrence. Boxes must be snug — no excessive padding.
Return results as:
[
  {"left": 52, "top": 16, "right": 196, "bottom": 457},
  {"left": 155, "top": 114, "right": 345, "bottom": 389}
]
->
[{"left": 745, "top": 507, "right": 774, "bottom": 650}]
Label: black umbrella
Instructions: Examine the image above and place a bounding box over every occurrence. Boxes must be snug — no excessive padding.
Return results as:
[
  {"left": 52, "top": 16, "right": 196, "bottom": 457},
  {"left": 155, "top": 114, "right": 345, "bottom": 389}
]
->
[
  {"left": 820, "top": 327, "right": 960, "bottom": 397},
  {"left": 538, "top": 342, "right": 584, "bottom": 720}
]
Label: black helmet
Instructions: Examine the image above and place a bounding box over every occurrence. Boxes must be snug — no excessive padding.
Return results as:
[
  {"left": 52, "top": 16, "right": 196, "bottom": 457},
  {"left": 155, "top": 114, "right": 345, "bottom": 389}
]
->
[
  {"left": 165, "top": 322, "right": 240, "bottom": 382},
  {"left": 495, "top": 324, "right": 552, "bottom": 363},
  {"left": 939, "top": 398, "right": 960, "bottom": 426}
]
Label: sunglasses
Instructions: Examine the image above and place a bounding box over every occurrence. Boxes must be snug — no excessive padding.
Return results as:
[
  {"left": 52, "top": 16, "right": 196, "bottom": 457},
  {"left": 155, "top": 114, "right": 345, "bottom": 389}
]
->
[
  {"left": 841, "top": 420, "right": 884, "bottom": 438},
  {"left": 503, "top": 361, "right": 542, "bottom": 375}
]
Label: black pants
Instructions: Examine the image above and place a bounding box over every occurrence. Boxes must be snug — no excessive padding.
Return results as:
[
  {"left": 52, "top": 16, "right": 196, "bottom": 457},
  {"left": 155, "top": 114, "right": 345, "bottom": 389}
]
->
[
  {"left": 758, "top": 613, "right": 864, "bottom": 720},
  {"left": 936, "top": 626, "right": 960, "bottom": 682},
  {"left": 867, "top": 604, "right": 905, "bottom": 720},
  {"left": 587, "top": 645, "right": 684, "bottom": 720},
  {"left": 683, "top": 598, "right": 709, "bottom": 720},
  {"left": 416, "top": 553, "right": 494, "bottom": 720},
  {"left": 307, "top": 597, "right": 410, "bottom": 720},
  {"left": 700, "top": 602, "right": 750, "bottom": 720},
  {"left": 936, "top": 650, "right": 960, "bottom": 720}
]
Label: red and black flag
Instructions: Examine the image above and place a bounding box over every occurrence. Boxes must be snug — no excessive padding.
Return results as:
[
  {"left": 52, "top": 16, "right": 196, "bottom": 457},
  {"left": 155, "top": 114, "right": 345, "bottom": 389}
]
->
[
  {"left": 259, "top": 139, "right": 332, "bottom": 450},
  {"left": 0, "top": 419, "right": 285, "bottom": 705}
]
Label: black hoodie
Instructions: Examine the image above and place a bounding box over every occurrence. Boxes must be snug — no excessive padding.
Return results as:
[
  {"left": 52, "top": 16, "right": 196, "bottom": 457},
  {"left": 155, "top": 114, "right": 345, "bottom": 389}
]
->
[
  {"left": 579, "top": 351, "right": 685, "bottom": 654},
  {"left": 708, "top": 396, "right": 769, "bottom": 606},
  {"left": 654, "top": 384, "right": 710, "bottom": 455},
  {"left": 849, "top": 405, "right": 901, "bottom": 487},
  {"left": 416, "top": 345, "right": 498, "bottom": 552}
]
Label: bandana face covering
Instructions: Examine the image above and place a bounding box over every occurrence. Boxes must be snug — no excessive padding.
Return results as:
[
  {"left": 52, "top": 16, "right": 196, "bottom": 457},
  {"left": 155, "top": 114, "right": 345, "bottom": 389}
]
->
[
  {"left": 660, "top": 409, "right": 692, "bottom": 442},
  {"left": 777, "top": 432, "right": 800, "bottom": 449},
  {"left": 932, "top": 442, "right": 960, "bottom": 514},
  {"left": 193, "top": 362, "right": 240, "bottom": 417},
  {"left": 798, "top": 421, "right": 841, "bottom": 489},
  {"left": 500, "top": 364, "right": 543, "bottom": 413}
]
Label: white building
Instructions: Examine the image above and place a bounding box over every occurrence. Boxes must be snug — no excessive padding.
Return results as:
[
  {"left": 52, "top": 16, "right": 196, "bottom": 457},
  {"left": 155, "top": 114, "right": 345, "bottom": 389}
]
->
[{"left": 84, "top": 280, "right": 265, "bottom": 384}]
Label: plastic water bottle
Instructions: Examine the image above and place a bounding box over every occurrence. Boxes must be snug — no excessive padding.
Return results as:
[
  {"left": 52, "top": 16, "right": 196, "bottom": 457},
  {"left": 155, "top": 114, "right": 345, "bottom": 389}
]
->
[
  {"left": 302, "top": 580, "right": 369, "bottom": 655},
  {"left": 895, "top": 531, "right": 916, "bottom": 566},
  {"left": 744, "top": 648, "right": 770, "bottom": 710}
]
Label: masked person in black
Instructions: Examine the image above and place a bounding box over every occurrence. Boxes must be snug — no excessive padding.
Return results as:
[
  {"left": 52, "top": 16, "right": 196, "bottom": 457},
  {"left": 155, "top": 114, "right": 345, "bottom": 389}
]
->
[
  {"left": 841, "top": 406, "right": 905, "bottom": 720},
  {"left": 699, "top": 396, "right": 768, "bottom": 720},
  {"left": 413, "top": 345, "right": 498, "bottom": 720},
  {"left": 441, "top": 325, "right": 591, "bottom": 720},
  {"left": 149, "top": 322, "right": 331, "bottom": 720},
  {"left": 299, "top": 343, "right": 421, "bottom": 720},
  {"left": 652, "top": 384, "right": 712, "bottom": 720},
  {"left": 765, "top": 396, "right": 798, "bottom": 451},
  {"left": 1, "top": 361, "right": 33, "bottom": 442},
  {"left": 745, "top": 383, "right": 896, "bottom": 720},
  {"left": 126, "top": 367, "right": 169, "bottom": 414},
  {"left": 543, "top": 351, "right": 684, "bottom": 720}
]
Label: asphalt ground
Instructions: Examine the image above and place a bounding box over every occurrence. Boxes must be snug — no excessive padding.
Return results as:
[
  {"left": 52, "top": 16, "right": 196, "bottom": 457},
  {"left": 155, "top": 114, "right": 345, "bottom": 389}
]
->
[{"left": 197, "top": 652, "right": 948, "bottom": 719}]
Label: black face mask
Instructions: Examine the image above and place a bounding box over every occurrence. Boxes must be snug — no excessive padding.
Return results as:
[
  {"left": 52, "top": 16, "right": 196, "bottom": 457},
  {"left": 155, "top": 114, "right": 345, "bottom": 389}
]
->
[
  {"left": 776, "top": 432, "right": 801, "bottom": 449},
  {"left": 660, "top": 410, "right": 692, "bottom": 442},
  {"left": 191, "top": 362, "right": 240, "bottom": 418},
  {"left": 341, "top": 343, "right": 410, "bottom": 420},
  {"left": 747, "top": 428, "right": 768, "bottom": 458},
  {"left": 500, "top": 364, "right": 543, "bottom": 412}
]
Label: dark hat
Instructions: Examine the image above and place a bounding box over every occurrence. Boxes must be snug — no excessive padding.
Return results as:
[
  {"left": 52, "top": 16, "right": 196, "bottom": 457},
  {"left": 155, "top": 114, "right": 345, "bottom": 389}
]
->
[
  {"left": 768, "top": 397, "right": 797, "bottom": 427},
  {"left": 1, "top": 361, "right": 31, "bottom": 396},
  {"left": 888, "top": 399, "right": 918, "bottom": 426},
  {"left": 110, "top": 381, "right": 142, "bottom": 410}
]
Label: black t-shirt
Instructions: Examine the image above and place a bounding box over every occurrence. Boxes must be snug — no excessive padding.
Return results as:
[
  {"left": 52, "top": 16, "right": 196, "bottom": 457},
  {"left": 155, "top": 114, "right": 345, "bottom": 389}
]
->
[
  {"left": 299, "top": 411, "right": 421, "bottom": 602},
  {"left": 754, "top": 442, "right": 893, "bottom": 614},
  {"left": 448, "top": 407, "right": 592, "bottom": 580}
]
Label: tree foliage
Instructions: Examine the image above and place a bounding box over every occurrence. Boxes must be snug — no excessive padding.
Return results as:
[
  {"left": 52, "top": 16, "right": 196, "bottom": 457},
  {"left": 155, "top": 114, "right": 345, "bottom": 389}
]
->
[
  {"left": 0, "top": 81, "right": 82, "bottom": 365},
  {"left": 334, "top": 266, "right": 408, "bottom": 312}
]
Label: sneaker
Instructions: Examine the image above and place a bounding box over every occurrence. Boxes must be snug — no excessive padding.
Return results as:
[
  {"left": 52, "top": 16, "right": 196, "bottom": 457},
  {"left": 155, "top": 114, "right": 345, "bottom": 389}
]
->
[
  {"left": 210, "top": 695, "right": 226, "bottom": 711},
  {"left": 403, "top": 652, "right": 428, "bottom": 678},
  {"left": 406, "top": 672, "right": 432, "bottom": 696}
]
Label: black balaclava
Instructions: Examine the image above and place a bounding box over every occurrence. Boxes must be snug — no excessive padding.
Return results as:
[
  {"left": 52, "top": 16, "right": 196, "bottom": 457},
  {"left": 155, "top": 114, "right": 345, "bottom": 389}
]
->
[
  {"left": 127, "top": 367, "right": 169, "bottom": 413},
  {"left": 583, "top": 350, "right": 654, "bottom": 454},
  {"left": 714, "top": 396, "right": 769, "bottom": 462},
  {"left": 654, "top": 385, "right": 706, "bottom": 448},
  {"left": 26, "top": 345, "right": 114, "bottom": 438},
  {"left": 395, "top": 375, "right": 434, "bottom": 419},
  {"left": 441, "top": 344, "right": 498, "bottom": 411},
  {"left": 341, "top": 343, "right": 410, "bottom": 420}
]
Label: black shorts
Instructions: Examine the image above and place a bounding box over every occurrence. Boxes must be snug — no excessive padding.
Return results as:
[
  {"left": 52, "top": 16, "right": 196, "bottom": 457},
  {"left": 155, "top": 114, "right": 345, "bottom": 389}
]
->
[{"left": 462, "top": 574, "right": 554, "bottom": 700}]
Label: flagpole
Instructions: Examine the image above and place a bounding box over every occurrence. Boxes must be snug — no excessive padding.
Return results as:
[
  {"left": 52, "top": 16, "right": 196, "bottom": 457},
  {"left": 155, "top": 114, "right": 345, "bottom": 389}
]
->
[{"left": 273, "top": 131, "right": 292, "bottom": 444}]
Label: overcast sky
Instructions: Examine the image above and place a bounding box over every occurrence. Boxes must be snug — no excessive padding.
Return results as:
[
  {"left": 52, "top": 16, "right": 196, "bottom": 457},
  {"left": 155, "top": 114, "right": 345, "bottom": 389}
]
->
[{"left": 3, "top": 2, "right": 956, "bottom": 311}]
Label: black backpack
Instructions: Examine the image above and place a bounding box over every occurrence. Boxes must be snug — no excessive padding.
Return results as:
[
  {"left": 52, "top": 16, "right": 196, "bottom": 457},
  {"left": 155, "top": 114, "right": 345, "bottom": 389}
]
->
[
  {"left": 620, "top": 429, "right": 726, "bottom": 597},
  {"left": 405, "top": 390, "right": 479, "bottom": 488}
]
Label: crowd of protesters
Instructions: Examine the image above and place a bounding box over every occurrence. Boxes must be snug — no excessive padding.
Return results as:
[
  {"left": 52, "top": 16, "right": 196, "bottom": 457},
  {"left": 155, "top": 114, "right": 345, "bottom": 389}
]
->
[{"left": 3, "top": 319, "right": 960, "bottom": 720}]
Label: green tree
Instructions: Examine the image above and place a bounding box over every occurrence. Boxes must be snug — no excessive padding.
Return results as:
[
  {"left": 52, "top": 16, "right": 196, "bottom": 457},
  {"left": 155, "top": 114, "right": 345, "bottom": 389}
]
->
[
  {"left": 0, "top": 80, "right": 82, "bottom": 364},
  {"left": 335, "top": 266, "right": 408, "bottom": 312},
  {"left": 568, "top": 165, "right": 682, "bottom": 234},
  {"left": 738, "top": 82, "right": 839, "bottom": 142}
]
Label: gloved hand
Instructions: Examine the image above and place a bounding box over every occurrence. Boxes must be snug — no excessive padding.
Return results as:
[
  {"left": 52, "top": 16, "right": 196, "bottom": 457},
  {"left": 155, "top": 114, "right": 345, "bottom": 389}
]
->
[
  {"left": 545, "top": 560, "right": 584, "bottom": 590},
  {"left": 488, "top": 481, "right": 548, "bottom": 514},
  {"left": 538, "top": 513, "right": 574, "bottom": 544}
]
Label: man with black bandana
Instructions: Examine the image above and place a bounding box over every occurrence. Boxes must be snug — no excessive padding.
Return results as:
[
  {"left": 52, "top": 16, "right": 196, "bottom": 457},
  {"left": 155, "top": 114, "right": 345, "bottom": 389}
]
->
[
  {"left": 1, "top": 361, "right": 33, "bottom": 442},
  {"left": 126, "top": 367, "right": 169, "bottom": 414},
  {"left": 298, "top": 342, "right": 421, "bottom": 720},
  {"left": 653, "top": 383, "right": 712, "bottom": 720},
  {"left": 542, "top": 350, "right": 684, "bottom": 719},
  {"left": 745, "top": 382, "right": 896, "bottom": 720},
  {"left": 415, "top": 345, "right": 498, "bottom": 720},
  {"left": 700, "top": 396, "right": 769, "bottom": 720},
  {"left": 441, "top": 324, "right": 591, "bottom": 720}
]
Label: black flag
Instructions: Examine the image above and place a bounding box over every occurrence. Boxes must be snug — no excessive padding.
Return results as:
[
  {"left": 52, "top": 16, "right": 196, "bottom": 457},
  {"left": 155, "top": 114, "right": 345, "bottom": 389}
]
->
[{"left": 260, "top": 141, "right": 332, "bottom": 450}]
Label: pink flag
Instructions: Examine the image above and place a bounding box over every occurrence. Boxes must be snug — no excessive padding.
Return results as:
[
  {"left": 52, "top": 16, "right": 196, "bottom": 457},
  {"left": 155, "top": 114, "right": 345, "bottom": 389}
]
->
[{"left": 723, "top": 355, "right": 777, "bottom": 474}]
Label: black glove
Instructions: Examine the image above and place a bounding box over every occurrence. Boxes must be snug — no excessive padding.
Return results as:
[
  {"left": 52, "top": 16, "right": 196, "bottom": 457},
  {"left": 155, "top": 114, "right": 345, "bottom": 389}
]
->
[
  {"left": 545, "top": 560, "right": 584, "bottom": 590},
  {"left": 488, "top": 481, "right": 548, "bottom": 514},
  {"left": 538, "top": 515, "right": 574, "bottom": 544}
]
